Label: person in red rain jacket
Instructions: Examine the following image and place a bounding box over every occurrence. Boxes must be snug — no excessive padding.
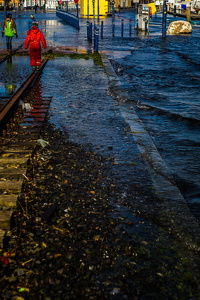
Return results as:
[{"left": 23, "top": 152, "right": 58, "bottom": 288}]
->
[{"left": 24, "top": 22, "right": 47, "bottom": 70}]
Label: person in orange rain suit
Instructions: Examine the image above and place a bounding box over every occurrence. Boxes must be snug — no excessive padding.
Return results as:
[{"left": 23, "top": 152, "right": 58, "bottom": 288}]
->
[{"left": 24, "top": 22, "right": 47, "bottom": 70}]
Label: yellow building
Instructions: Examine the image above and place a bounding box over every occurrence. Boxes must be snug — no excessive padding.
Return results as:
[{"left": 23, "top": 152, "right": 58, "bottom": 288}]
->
[
  {"left": 80, "top": 0, "right": 109, "bottom": 17},
  {"left": 80, "top": 0, "right": 132, "bottom": 17}
]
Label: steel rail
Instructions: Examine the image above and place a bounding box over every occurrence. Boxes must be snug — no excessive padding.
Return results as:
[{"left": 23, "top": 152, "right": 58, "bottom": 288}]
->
[
  {"left": 0, "top": 59, "right": 48, "bottom": 134},
  {"left": 0, "top": 44, "right": 23, "bottom": 64}
]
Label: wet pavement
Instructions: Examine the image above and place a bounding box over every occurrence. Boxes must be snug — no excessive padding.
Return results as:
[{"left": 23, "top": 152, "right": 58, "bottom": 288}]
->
[{"left": 0, "top": 8, "right": 200, "bottom": 298}]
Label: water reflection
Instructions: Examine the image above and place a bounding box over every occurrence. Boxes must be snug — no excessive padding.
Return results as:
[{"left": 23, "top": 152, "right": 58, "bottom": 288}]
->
[
  {"left": 7, "top": 55, "right": 12, "bottom": 64},
  {"left": 5, "top": 84, "right": 17, "bottom": 95}
]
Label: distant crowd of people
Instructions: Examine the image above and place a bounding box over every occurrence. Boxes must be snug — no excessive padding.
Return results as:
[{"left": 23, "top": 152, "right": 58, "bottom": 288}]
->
[{"left": 1, "top": 13, "right": 47, "bottom": 70}]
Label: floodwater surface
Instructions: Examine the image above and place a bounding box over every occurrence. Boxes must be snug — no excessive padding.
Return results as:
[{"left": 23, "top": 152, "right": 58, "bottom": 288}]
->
[{"left": 108, "top": 33, "right": 200, "bottom": 220}]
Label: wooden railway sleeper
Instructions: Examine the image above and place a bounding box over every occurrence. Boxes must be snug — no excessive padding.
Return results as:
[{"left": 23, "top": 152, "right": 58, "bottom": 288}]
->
[{"left": 0, "top": 59, "right": 50, "bottom": 250}]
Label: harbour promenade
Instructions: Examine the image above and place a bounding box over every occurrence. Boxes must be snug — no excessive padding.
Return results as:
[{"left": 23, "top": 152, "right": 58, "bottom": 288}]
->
[{"left": 0, "top": 9, "right": 200, "bottom": 299}]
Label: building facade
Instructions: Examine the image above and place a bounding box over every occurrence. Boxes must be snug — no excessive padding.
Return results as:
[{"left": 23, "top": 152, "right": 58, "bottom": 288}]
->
[{"left": 0, "top": 0, "right": 133, "bottom": 12}]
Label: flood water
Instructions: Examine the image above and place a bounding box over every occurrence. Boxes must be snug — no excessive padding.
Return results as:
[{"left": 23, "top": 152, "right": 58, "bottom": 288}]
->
[{"left": 107, "top": 25, "right": 200, "bottom": 218}]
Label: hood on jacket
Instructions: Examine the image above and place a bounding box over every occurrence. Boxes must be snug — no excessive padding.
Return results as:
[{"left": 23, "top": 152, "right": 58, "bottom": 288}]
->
[{"left": 31, "top": 26, "right": 39, "bottom": 33}]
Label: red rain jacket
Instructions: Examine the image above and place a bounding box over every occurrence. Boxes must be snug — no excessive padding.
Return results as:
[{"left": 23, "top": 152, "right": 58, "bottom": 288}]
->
[{"left": 24, "top": 26, "right": 47, "bottom": 49}]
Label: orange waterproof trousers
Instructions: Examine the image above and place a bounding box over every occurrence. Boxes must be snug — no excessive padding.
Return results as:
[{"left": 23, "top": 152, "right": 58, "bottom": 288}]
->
[{"left": 29, "top": 45, "right": 41, "bottom": 67}]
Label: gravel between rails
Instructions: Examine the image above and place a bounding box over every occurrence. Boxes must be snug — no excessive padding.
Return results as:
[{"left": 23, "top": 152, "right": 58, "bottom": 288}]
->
[{"left": 0, "top": 121, "right": 199, "bottom": 300}]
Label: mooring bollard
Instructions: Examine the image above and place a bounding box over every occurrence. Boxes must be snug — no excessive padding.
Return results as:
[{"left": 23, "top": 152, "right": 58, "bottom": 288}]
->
[
  {"left": 112, "top": 21, "right": 115, "bottom": 37},
  {"left": 129, "top": 19, "right": 132, "bottom": 36},
  {"left": 173, "top": 4, "right": 176, "bottom": 16},
  {"left": 90, "top": 22, "right": 93, "bottom": 41},
  {"left": 87, "top": 21, "right": 92, "bottom": 41},
  {"left": 145, "top": 19, "right": 148, "bottom": 33},
  {"left": 87, "top": 21, "right": 88, "bottom": 39},
  {"left": 112, "top": 0, "right": 115, "bottom": 37},
  {"left": 101, "top": 21, "right": 103, "bottom": 38},
  {"left": 121, "top": 19, "right": 124, "bottom": 37},
  {"left": 86, "top": 21, "right": 89, "bottom": 41},
  {"left": 134, "top": 3, "right": 138, "bottom": 29},
  {"left": 94, "top": 24, "right": 99, "bottom": 52},
  {"left": 186, "top": 6, "right": 191, "bottom": 22}
]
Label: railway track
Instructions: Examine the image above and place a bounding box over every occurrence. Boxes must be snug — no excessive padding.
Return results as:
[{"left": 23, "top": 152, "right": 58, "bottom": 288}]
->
[
  {"left": 0, "top": 57, "right": 51, "bottom": 249},
  {"left": 0, "top": 45, "right": 23, "bottom": 65}
]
